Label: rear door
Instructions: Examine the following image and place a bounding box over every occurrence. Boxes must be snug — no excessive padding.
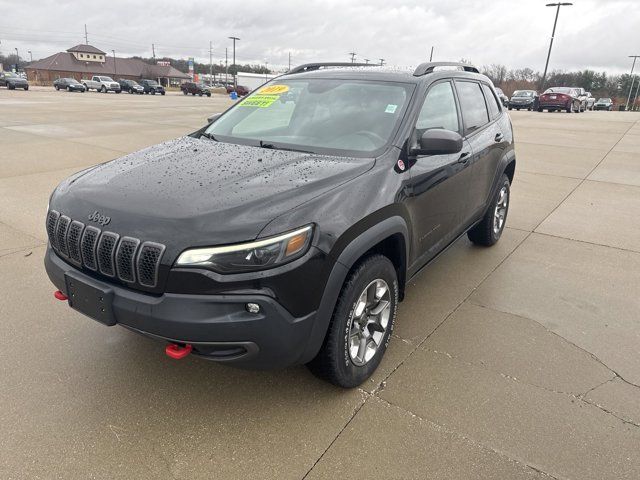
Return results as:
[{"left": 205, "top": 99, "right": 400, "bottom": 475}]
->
[
  {"left": 454, "top": 80, "right": 506, "bottom": 221},
  {"left": 406, "top": 80, "right": 474, "bottom": 263}
]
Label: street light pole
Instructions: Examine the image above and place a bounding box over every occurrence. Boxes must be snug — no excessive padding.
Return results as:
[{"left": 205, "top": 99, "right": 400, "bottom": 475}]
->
[
  {"left": 540, "top": 2, "right": 573, "bottom": 91},
  {"left": 228, "top": 36, "right": 240, "bottom": 88},
  {"left": 631, "top": 77, "right": 640, "bottom": 111},
  {"left": 14, "top": 47, "right": 19, "bottom": 71},
  {"left": 112, "top": 50, "right": 117, "bottom": 77},
  {"left": 624, "top": 55, "right": 640, "bottom": 111},
  {"left": 28, "top": 50, "right": 32, "bottom": 62}
]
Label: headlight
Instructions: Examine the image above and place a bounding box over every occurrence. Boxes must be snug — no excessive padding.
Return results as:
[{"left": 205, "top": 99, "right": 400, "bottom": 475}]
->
[{"left": 175, "top": 225, "right": 313, "bottom": 273}]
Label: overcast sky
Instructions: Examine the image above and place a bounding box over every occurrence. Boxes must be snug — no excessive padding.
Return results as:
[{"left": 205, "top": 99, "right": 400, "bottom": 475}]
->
[{"left": 0, "top": 0, "right": 637, "bottom": 74}]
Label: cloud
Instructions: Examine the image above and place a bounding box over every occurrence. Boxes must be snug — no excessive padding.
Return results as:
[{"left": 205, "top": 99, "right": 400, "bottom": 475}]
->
[{"left": 0, "top": 0, "right": 635, "bottom": 73}]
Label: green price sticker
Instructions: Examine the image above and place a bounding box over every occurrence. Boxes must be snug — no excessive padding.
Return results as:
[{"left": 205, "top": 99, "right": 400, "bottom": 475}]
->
[{"left": 239, "top": 94, "right": 280, "bottom": 108}]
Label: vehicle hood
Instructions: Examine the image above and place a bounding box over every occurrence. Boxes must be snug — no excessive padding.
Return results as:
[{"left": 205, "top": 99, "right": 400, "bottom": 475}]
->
[{"left": 51, "top": 136, "right": 374, "bottom": 256}]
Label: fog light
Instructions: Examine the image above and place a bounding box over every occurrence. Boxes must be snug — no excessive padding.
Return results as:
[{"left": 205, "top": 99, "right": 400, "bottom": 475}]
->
[{"left": 246, "top": 303, "right": 260, "bottom": 314}]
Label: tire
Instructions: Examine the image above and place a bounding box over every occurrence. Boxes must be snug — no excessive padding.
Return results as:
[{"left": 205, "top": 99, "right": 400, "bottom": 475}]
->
[
  {"left": 198, "top": 93, "right": 203, "bottom": 96},
  {"left": 527, "top": 107, "right": 532, "bottom": 111},
  {"left": 161, "top": 92, "right": 165, "bottom": 95},
  {"left": 8, "top": 84, "right": 15, "bottom": 90},
  {"left": 55, "top": 85, "right": 59, "bottom": 91},
  {"left": 183, "top": 90, "right": 187, "bottom": 95},
  {"left": 24, "top": 85, "right": 28, "bottom": 91},
  {"left": 508, "top": 106, "right": 512, "bottom": 111},
  {"left": 467, "top": 174, "right": 510, "bottom": 247},
  {"left": 307, "top": 254, "right": 398, "bottom": 388},
  {"left": 207, "top": 93, "right": 211, "bottom": 97},
  {"left": 151, "top": 91, "right": 156, "bottom": 95},
  {"left": 100, "top": 86, "right": 106, "bottom": 93},
  {"left": 538, "top": 107, "right": 543, "bottom": 112},
  {"left": 67, "top": 86, "right": 71, "bottom": 91},
  {"left": 566, "top": 102, "right": 573, "bottom": 113},
  {"left": 116, "top": 90, "right": 120, "bottom": 94}
]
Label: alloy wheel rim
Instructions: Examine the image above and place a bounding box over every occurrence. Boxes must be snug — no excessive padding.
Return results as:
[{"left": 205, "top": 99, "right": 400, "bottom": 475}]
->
[
  {"left": 348, "top": 279, "right": 391, "bottom": 366},
  {"left": 493, "top": 186, "right": 509, "bottom": 235}
]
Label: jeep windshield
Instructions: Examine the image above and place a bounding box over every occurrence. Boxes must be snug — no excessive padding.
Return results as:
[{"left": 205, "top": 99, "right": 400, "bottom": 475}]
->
[{"left": 203, "top": 79, "right": 413, "bottom": 156}]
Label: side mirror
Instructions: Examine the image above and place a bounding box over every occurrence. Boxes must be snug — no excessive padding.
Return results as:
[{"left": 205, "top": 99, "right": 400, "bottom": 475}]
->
[
  {"left": 207, "top": 113, "right": 222, "bottom": 124},
  {"left": 412, "top": 129, "right": 463, "bottom": 156}
]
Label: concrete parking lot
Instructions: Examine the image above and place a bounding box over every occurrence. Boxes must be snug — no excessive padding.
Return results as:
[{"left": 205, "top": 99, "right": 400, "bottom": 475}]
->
[{"left": 1, "top": 87, "right": 639, "bottom": 479}]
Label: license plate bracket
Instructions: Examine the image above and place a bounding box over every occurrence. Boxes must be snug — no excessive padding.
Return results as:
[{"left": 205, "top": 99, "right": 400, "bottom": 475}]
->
[{"left": 64, "top": 271, "right": 116, "bottom": 326}]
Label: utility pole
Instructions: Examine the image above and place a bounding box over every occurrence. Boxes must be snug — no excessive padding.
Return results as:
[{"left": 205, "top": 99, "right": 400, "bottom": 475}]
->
[
  {"left": 625, "top": 55, "right": 640, "bottom": 111},
  {"left": 540, "top": 2, "right": 573, "bottom": 91},
  {"left": 288, "top": 52, "right": 291, "bottom": 71},
  {"left": 84, "top": 24, "right": 88, "bottom": 44},
  {"left": 225, "top": 47, "right": 228, "bottom": 85},
  {"left": 209, "top": 41, "right": 213, "bottom": 86},
  {"left": 14, "top": 47, "right": 19, "bottom": 72},
  {"left": 379, "top": 58, "right": 385, "bottom": 66},
  {"left": 228, "top": 36, "right": 240, "bottom": 88},
  {"left": 152, "top": 43, "right": 156, "bottom": 61},
  {"left": 430, "top": 46, "right": 434, "bottom": 62},
  {"left": 632, "top": 77, "right": 640, "bottom": 111},
  {"left": 28, "top": 50, "right": 32, "bottom": 62},
  {"left": 112, "top": 50, "right": 116, "bottom": 77},
  {"left": 349, "top": 51, "right": 356, "bottom": 63}
]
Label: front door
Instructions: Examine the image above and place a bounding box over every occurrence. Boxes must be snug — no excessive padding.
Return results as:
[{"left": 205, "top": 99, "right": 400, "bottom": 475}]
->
[{"left": 405, "top": 80, "right": 473, "bottom": 269}]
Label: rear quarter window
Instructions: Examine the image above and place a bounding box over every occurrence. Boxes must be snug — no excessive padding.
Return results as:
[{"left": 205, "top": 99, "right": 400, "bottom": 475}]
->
[{"left": 481, "top": 84, "right": 501, "bottom": 119}]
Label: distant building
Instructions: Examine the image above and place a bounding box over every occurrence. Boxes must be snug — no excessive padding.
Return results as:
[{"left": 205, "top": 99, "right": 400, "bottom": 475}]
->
[{"left": 25, "top": 44, "right": 191, "bottom": 86}]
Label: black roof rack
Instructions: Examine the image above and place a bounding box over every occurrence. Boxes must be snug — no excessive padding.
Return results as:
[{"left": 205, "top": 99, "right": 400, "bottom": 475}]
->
[
  {"left": 286, "top": 62, "right": 375, "bottom": 75},
  {"left": 413, "top": 62, "right": 480, "bottom": 76}
]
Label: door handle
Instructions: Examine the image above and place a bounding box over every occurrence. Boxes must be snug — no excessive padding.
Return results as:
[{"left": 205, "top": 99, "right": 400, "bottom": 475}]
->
[
  {"left": 456, "top": 152, "right": 470, "bottom": 164},
  {"left": 495, "top": 133, "right": 504, "bottom": 142}
]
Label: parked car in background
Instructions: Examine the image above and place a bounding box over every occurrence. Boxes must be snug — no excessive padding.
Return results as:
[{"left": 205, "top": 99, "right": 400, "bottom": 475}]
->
[
  {"left": 0, "top": 71, "right": 29, "bottom": 90},
  {"left": 44, "top": 61, "right": 516, "bottom": 388},
  {"left": 225, "top": 84, "right": 250, "bottom": 96},
  {"left": 594, "top": 98, "right": 614, "bottom": 111},
  {"left": 508, "top": 90, "right": 538, "bottom": 111},
  {"left": 118, "top": 79, "right": 144, "bottom": 94},
  {"left": 495, "top": 87, "right": 509, "bottom": 107},
  {"left": 585, "top": 92, "right": 596, "bottom": 110},
  {"left": 82, "top": 76, "right": 121, "bottom": 93},
  {"left": 573, "top": 88, "right": 588, "bottom": 111},
  {"left": 140, "top": 79, "right": 166, "bottom": 95},
  {"left": 181, "top": 82, "right": 212, "bottom": 97},
  {"left": 53, "top": 78, "right": 85, "bottom": 92},
  {"left": 538, "top": 87, "right": 583, "bottom": 113}
]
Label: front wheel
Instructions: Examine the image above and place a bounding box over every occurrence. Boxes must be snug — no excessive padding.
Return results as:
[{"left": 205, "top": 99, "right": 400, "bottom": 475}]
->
[
  {"left": 467, "top": 174, "right": 510, "bottom": 246},
  {"left": 307, "top": 255, "right": 398, "bottom": 388}
]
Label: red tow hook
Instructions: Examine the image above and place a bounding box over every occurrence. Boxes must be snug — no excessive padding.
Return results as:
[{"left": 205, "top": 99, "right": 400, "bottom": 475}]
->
[
  {"left": 54, "top": 290, "right": 68, "bottom": 301},
  {"left": 165, "top": 343, "right": 193, "bottom": 360}
]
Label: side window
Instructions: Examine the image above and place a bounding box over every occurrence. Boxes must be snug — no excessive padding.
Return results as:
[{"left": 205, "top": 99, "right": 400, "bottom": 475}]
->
[
  {"left": 481, "top": 84, "right": 501, "bottom": 119},
  {"left": 456, "top": 81, "right": 490, "bottom": 133},
  {"left": 416, "top": 81, "right": 459, "bottom": 133}
]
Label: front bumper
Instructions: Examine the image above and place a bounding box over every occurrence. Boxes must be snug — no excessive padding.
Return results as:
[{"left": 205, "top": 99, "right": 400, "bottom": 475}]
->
[
  {"left": 509, "top": 101, "right": 534, "bottom": 108},
  {"left": 45, "top": 246, "right": 317, "bottom": 368}
]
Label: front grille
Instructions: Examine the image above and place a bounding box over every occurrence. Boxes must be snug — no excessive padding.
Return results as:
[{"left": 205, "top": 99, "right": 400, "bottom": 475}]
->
[
  {"left": 46, "top": 210, "right": 60, "bottom": 249},
  {"left": 55, "top": 216, "right": 71, "bottom": 257},
  {"left": 137, "top": 242, "right": 166, "bottom": 287},
  {"left": 97, "top": 232, "right": 119, "bottom": 277},
  {"left": 81, "top": 226, "right": 100, "bottom": 271},
  {"left": 46, "top": 210, "right": 165, "bottom": 288},
  {"left": 116, "top": 237, "right": 140, "bottom": 283},
  {"left": 67, "top": 221, "right": 85, "bottom": 265}
]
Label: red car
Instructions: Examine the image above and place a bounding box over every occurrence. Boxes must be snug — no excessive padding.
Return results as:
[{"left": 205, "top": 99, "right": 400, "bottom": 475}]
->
[
  {"left": 538, "top": 87, "right": 584, "bottom": 113},
  {"left": 225, "top": 84, "right": 250, "bottom": 96}
]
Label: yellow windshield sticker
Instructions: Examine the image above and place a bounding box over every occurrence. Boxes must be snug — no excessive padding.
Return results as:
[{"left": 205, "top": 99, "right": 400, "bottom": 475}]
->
[
  {"left": 258, "top": 84, "right": 289, "bottom": 95},
  {"left": 239, "top": 94, "right": 280, "bottom": 108}
]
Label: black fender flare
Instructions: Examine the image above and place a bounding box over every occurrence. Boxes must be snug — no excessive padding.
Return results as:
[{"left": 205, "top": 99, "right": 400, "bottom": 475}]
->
[{"left": 298, "top": 216, "right": 409, "bottom": 364}]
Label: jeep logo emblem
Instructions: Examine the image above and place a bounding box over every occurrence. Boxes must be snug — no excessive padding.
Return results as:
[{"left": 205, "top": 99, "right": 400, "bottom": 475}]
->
[{"left": 88, "top": 210, "right": 111, "bottom": 226}]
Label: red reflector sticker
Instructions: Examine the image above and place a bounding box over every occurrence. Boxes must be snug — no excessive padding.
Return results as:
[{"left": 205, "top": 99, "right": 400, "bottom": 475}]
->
[{"left": 397, "top": 159, "right": 406, "bottom": 171}]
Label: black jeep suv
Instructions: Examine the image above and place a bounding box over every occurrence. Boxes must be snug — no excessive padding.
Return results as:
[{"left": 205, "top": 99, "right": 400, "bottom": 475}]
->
[{"left": 45, "top": 62, "right": 515, "bottom": 387}]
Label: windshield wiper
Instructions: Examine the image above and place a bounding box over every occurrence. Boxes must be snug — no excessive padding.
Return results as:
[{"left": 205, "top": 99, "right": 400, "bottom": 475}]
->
[
  {"left": 259, "top": 140, "right": 313, "bottom": 154},
  {"left": 201, "top": 132, "right": 218, "bottom": 141}
]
